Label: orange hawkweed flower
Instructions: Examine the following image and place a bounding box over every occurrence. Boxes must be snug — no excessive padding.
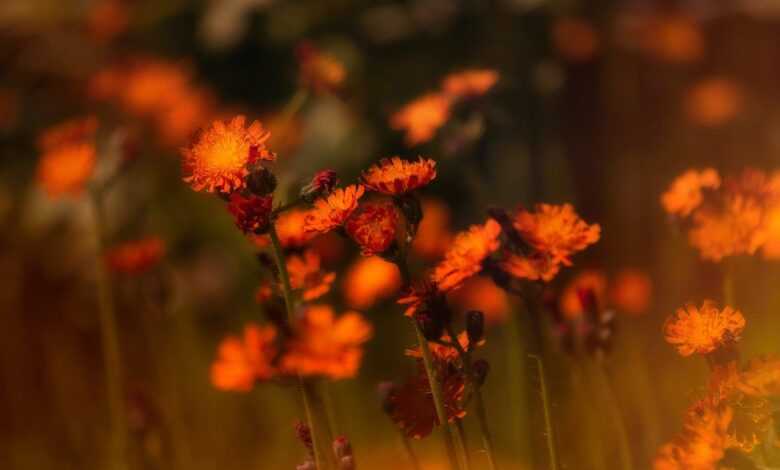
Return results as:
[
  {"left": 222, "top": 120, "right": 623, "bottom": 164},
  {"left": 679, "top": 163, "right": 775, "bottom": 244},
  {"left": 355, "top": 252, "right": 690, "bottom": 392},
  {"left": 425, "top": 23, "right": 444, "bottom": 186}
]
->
[
  {"left": 610, "top": 268, "right": 652, "bottom": 315},
  {"left": 281, "top": 305, "right": 372, "bottom": 379},
  {"left": 36, "top": 117, "right": 99, "bottom": 198},
  {"left": 684, "top": 78, "right": 743, "bottom": 127},
  {"left": 181, "top": 116, "right": 274, "bottom": 193},
  {"left": 559, "top": 270, "right": 607, "bottom": 320},
  {"left": 211, "top": 324, "right": 278, "bottom": 391},
  {"left": 390, "top": 93, "right": 452, "bottom": 146},
  {"left": 345, "top": 201, "right": 400, "bottom": 256},
  {"left": 641, "top": 14, "right": 704, "bottom": 64},
  {"left": 105, "top": 237, "right": 165, "bottom": 275},
  {"left": 275, "top": 208, "right": 316, "bottom": 248},
  {"left": 448, "top": 276, "right": 509, "bottom": 324},
  {"left": 688, "top": 195, "right": 768, "bottom": 261},
  {"left": 412, "top": 198, "right": 453, "bottom": 260},
  {"left": 441, "top": 69, "right": 499, "bottom": 99},
  {"left": 296, "top": 42, "right": 346, "bottom": 94},
  {"left": 361, "top": 157, "right": 437, "bottom": 196},
  {"left": 499, "top": 251, "right": 561, "bottom": 282},
  {"left": 737, "top": 356, "right": 780, "bottom": 397},
  {"left": 661, "top": 168, "right": 721, "bottom": 217},
  {"left": 304, "top": 185, "right": 365, "bottom": 234},
  {"left": 513, "top": 203, "right": 601, "bottom": 265},
  {"left": 286, "top": 250, "right": 336, "bottom": 301},
  {"left": 342, "top": 256, "right": 401, "bottom": 309},
  {"left": 431, "top": 219, "right": 501, "bottom": 292},
  {"left": 664, "top": 301, "right": 745, "bottom": 357}
]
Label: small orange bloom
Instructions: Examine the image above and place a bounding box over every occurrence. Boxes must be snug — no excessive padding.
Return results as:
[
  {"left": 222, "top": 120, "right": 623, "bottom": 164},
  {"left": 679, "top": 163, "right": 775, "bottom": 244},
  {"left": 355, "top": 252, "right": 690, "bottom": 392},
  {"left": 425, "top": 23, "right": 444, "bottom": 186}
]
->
[
  {"left": 281, "top": 305, "right": 372, "bottom": 379},
  {"left": 390, "top": 93, "right": 452, "bottom": 146},
  {"left": 610, "top": 268, "right": 652, "bottom": 315},
  {"left": 412, "top": 198, "right": 453, "bottom": 260},
  {"left": 105, "top": 237, "right": 165, "bottom": 275},
  {"left": 296, "top": 42, "right": 346, "bottom": 94},
  {"left": 211, "top": 324, "right": 278, "bottom": 391},
  {"left": 181, "top": 116, "right": 274, "bottom": 193},
  {"left": 342, "top": 256, "right": 402, "bottom": 309},
  {"left": 345, "top": 201, "right": 400, "bottom": 256},
  {"left": 449, "top": 276, "right": 509, "bottom": 324},
  {"left": 642, "top": 15, "right": 704, "bottom": 64},
  {"left": 664, "top": 301, "right": 745, "bottom": 357},
  {"left": 304, "top": 185, "right": 365, "bottom": 234},
  {"left": 431, "top": 219, "right": 501, "bottom": 292},
  {"left": 513, "top": 203, "right": 601, "bottom": 265},
  {"left": 441, "top": 69, "right": 499, "bottom": 99},
  {"left": 661, "top": 168, "right": 721, "bottom": 217},
  {"left": 559, "top": 270, "right": 608, "bottom": 320},
  {"left": 552, "top": 17, "right": 600, "bottom": 62},
  {"left": 36, "top": 117, "right": 99, "bottom": 198},
  {"left": 361, "top": 157, "right": 437, "bottom": 196},
  {"left": 499, "top": 251, "right": 561, "bottom": 282},
  {"left": 684, "top": 78, "right": 743, "bottom": 127},
  {"left": 118, "top": 60, "right": 191, "bottom": 116},
  {"left": 688, "top": 195, "right": 768, "bottom": 261},
  {"left": 276, "top": 208, "right": 316, "bottom": 248},
  {"left": 286, "top": 250, "right": 336, "bottom": 301}
]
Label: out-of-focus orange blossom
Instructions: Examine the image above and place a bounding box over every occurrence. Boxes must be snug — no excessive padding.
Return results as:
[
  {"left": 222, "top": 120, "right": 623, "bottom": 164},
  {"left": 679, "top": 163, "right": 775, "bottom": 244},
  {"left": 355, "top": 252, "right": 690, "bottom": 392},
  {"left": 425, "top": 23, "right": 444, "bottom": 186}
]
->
[
  {"left": 412, "top": 198, "right": 453, "bottom": 260},
  {"left": 609, "top": 268, "right": 652, "bottom": 315},
  {"left": 431, "top": 219, "right": 501, "bottom": 292},
  {"left": 342, "top": 256, "right": 401, "bottom": 310},
  {"left": 441, "top": 69, "right": 499, "bottom": 99},
  {"left": 36, "top": 116, "right": 99, "bottom": 198},
  {"left": 688, "top": 196, "right": 768, "bottom": 261},
  {"left": 661, "top": 168, "right": 721, "bottom": 217},
  {"left": 552, "top": 17, "right": 600, "bottom": 63},
  {"left": 513, "top": 203, "right": 601, "bottom": 266},
  {"left": 296, "top": 42, "right": 346, "bottom": 94},
  {"left": 210, "top": 324, "right": 278, "bottom": 392},
  {"left": 449, "top": 276, "right": 509, "bottom": 324},
  {"left": 86, "top": 0, "right": 129, "bottom": 42},
  {"left": 641, "top": 15, "right": 704, "bottom": 64},
  {"left": 286, "top": 250, "right": 335, "bottom": 301},
  {"left": 390, "top": 93, "right": 452, "bottom": 146},
  {"left": 559, "top": 270, "right": 608, "bottom": 319},
  {"left": 684, "top": 78, "right": 744, "bottom": 127},
  {"left": 664, "top": 301, "right": 745, "bottom": 357},
  {"left": 105, "top": 237, "right": 166, "bottom": 275}
]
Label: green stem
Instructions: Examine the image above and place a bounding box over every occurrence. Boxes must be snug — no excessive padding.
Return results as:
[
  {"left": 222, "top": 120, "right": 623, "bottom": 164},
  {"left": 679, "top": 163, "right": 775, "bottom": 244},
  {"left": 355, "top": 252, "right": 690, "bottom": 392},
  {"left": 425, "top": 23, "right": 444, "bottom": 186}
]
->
[
  {"left": 591, "top": 356, "right": 632, "bottom": 470},
  {"left": 529, "top": 354, "right": 558, "bottom": 470},
  {"left": 89, "top": 191, "right": 128, "bottom": 470}
]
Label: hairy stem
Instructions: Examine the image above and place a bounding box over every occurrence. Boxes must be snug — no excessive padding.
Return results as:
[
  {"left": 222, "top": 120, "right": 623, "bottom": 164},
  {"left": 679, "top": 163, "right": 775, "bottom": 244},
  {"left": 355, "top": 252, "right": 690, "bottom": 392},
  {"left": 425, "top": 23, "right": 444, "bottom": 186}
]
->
[{"left": 529, "top": 354, "right": 558, "bottom": 470}]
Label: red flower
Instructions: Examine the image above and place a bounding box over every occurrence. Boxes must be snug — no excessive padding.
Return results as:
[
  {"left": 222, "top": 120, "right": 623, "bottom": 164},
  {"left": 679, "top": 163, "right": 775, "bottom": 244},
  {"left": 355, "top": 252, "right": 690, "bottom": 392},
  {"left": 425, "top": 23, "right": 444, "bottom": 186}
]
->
[
  {"left": 345, "top": 201, "right": 400, "bottom": 256},
  {"left": 227, "top": 193, "right": 273, "bottom": 234}
]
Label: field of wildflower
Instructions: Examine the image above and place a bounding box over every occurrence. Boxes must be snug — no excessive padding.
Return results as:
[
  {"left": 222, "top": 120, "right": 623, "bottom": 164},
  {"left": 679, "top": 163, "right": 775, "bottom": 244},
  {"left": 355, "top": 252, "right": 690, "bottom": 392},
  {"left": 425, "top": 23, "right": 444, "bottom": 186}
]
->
[{"left": 6, "top": 1, "right": 780, "bottom": 469}]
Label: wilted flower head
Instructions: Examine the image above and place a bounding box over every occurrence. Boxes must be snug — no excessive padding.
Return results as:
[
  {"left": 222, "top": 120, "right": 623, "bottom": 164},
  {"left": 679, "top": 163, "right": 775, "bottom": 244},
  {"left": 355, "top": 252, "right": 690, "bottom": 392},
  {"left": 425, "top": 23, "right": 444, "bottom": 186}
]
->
[
  {"left": 342, "top": 256, "right": 401, "bottom": 309},
  {"left": 105, "top": 237, "right": 166, "bottom": 275},
  {"left": 281, "top": 305, "right": 372, "bottom": 380},
  {"left": 36, "top": 117, "right": 99, "bottom": 198},
  {"left": 304, "top": 185, "right": 365, "bottom": 234},
  {"left": 345, "top": 200, "right": 400, "bottom": 256},
  {"left": 227, "top": 193, "right": 273, "bottom": 234},
  {"left": 181, "top": 116, "right": 274, "bottom": 193},
  {"left": 664, "top": 301, "right": 745, "bottom": 357},
  {"left": 286, "top": 250, "right": 336, "bottom": 301},
  {"left": 512, "top": 203, "right": 601, "bottom": 265},
  {"left": 210, "top": 324, "right": 278, "bottom": 391},
  {"left": 391, "top": 93, "right": 452, "bottom": 146},
  {"left": 661, "top": 168, "right": 721, "bottom": 217},
  {"left": 361, "top": 157, "right": 437, "bottom": 196},
  {"left": 441, "top": 69, "right": 499, "bottom": 99},
  {"left": 296, "top": 42, "right": 346, "bottom": 94},
  {"left": 431, "top": 219, "right": 502, "bottom": 292}
]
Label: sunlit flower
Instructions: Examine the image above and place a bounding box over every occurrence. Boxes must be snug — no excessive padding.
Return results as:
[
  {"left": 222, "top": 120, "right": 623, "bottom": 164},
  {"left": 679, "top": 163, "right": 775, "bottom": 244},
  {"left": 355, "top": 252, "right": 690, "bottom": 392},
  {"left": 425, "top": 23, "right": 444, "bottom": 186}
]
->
[
  {"left": 661, "top": 168, "right": 721, "bottom": 217},
  {"left": 610, "top": 268, "right": 652, "bottom": 315},
  {"left": 688, "top": 195, "right": 768, "bottom": 261},
  {"left": 664, "top": 301, "right": 745, "bottom": 357},
  {"left": 431, "top": 219, "right": 502, "bottom": 292},
  {"left": 499, "top": 251, "right": 560, "bottom": 282},
  {"left": 304, "top": 185, "right": 365, "bottom": 234},
  {"left": 441, "top": 69, "right": 499, "bottom": 99},
  {"left": 296, "top": 42, "right": 346, "bottom": 94},
  {"left": 342, "top": 256, "right": 401, "bottom": 309},
  {"left": 390, "top": 93, "right": 452, "bottom": 146},
  {"left": 412, "top": 198, "right": 453, "bottom": 260},
  {"left": 211, "top": 323, "right": 278, "bottom": 391},
  {"left": 36, "top": 117, "right": 99, "bottom": 198},
  {"left": 181, "top": 116, "right": 273, "bottom": 193},
  {"left": 448, "top": 276, "right": 509, "bottom": 324},
  {"left": 105, "top": 237, "right": 165, "bottom": 275},
  {"left": 513, "top": 203, "right": 601, "bottom": 265},
  {"left": 345, "top": 201, "right": 400, "bottom": 256},
  {"left": 552, "top": 17, "right": 600, "bottom": 62},
  {"left": 286, "top": 250, "right": 336, "bottom": 301},
  {"left": 361, "top": 157, "right": 437, "bottom": 196},
  {"left": 281, "top": 305, "right": 372, "bottom": 379},
  {"left": 684, "top": 78, "right": 743, "bottom": 127},
  {"left": 227, "top": 193, "right": 273, "bottom": 234},
  {"left": 559, "top": 270, "right": 608, "bottom": 320}
]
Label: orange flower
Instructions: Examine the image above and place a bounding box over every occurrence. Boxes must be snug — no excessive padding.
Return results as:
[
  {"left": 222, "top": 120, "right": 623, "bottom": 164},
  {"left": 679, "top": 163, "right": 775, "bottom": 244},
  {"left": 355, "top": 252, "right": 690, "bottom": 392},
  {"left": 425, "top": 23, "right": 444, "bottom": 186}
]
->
[
  {"left": 559, "top": 270, "right": 607, "bottom": 320},
  {"left": 499, "top": 251, "right": 561, "bottom": 282},
  {"left": 448, "top": 276, "right": 509, "bottom": 324},
  {"left": 281, "top": 305, "right": 372, "bottom": 379},
  {"left": 441, "top": 69, "right": 499, "bottom": 99},
  {"left": 86, "top": 0, "right": 129, "bottom": 42},
  {"left": 210, "top": 324, "right": 278, "bottom": 391},
  {"left": 390, "top": 93, "right": 452, "bottom": 146},
  {"left": 276, "top": 208, "right": 316, "bottom": 248},
  {"left": 254, "top": 282, "right": 274, "bottom": 303},
  {"left": 736, "top": 356, "right": 780, "bottom": 398},
  {"left": 296, "top": 42, "right": 346, "bottom": 94},
  {"left": 552, "top": 17, "right": 600, "bottom": 62},
  {"left": 105, "top": 237, "right": 166, "bottom": 274},
  {"left": 412, "top": 198, "right": 453, "bottom": 260},
  {"left": 609, "top": 268, "right": 652, "bottom": 315},
  {"left": 513, "top": 203, "right": 601, "bottom": 265},
  {"left": 688, "top": 195, "right": 768, "bottom": 261},
  {"left": 227, "top": 193, "right": 273, "bottom": 234},
  {"left": 181, "top": 116, "right": 274, "bottom": 193},
  {"left": 361, "top": 157, "right": 437, "bottom": 196},
  {"left": 304, "top": 185, "right": 365, "bottom": 234},
  {"left": 36, "top": 117, "right": 99, "bottom": 198},
  {"left": 398, "top": 281, "right": 442, "bottom": 318},
  {"left": 38, "top": 116, "right": 98, "bottom": 150},
  {"left": 684, "top": 78, "right": 743, "bottom": 127},
  {"left": 431, "top": 219, "right": 502, "bottom": 292},
  {"left": 345, "top": 201, "right": 400, "bottom": 256},
  {"left": 661, "top": 168, "right": 721, "bottom": 217},
  {"left": 286, "top": 250, "right": 336, "bottom": 301},
  {"left": 641, "top": 14, "right": 704, "bottom": 64},
  {"left": 664, "top": 301, "right": 745, "bottom": 357},
  {"left": 342, "top": 256, "right": 402, "bottom": 309}
]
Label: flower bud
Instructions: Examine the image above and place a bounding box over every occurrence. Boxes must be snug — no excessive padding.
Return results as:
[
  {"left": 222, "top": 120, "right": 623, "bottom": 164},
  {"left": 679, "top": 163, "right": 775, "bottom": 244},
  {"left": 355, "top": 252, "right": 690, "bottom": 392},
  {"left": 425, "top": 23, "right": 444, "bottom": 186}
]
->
[
  {"left": 301, "top": 169, "right": 339, "bottom": 202},
  {"left": 246, "top": 164, "right": 277, "bottom": 196},
  {"left": 472, "top": 359, "right": 490, "bottom": 386},
  {"left": 466, "top": 310, "right": 485, "bottom": 346}
]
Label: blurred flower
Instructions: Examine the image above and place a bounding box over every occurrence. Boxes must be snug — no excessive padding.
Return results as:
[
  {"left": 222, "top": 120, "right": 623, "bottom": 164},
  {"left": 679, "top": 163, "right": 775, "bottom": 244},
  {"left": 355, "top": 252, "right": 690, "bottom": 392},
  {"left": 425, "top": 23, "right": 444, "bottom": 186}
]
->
[
  {"left": 391, "top": 93, "right": 452, "bottom": 146},
  {"left": 441, "top": 69, "right": 499, "bottom": 99},
  {"left": 86, "top": 0, "right": 129, "bottom": 42},
  {"left": 281, "top": 305, "right": 372, "bottom": 379},
  {"left": 448, "top": 276, "right": 509, "bottom": 324},
  {"left": 345, "top": 200, "right": 400, "bottom": 256},
  {"left": 36, "top": 117, "right": 99, "bottom": 198},
  {"left": 609, "top": 268, "right": 652, "bottom": 315},
  {"left": 227, "top": 193, "right": 273, "bottom": 234},
  {"left": 342, "top": 256, "right": 401, "bottom": 309},
  {"left": 640, "top": 14, "right": 704, "bottom": 64},
  {"left": 182, "top": 116, "right": 274, "bottom": 193},
  {"left": 211, "top": 324, "right": 278, "bottom": 391},
  {"left": 38, "top": 116, "right": 99, "bottom": 150},
  {"left": 286, "top": 250, "right": 335, "bottom": 301},
  {"left": 296, "top": 42, "right": 346, "bottom": 94},
  {"left": 431, "top": 219, "right": 502, "bottom": 291},
  {"left": 737, "top": 355, "right": 780, "bottom": 397},
  {"left": 559, "top": 270, "right": 607, "bottom": 320},
  {"left": 664, "top": 301, "right": 745, "bottom": 357},
  {"left": 512, "top": 203, "right": 601, "bottom": 266},
  {"left": 361, "top": 157, "right": 437, "bottom": 196},
  {"left": 276, "top": 208, "right": 316, "bottom": 248},
  {"left": 661, "top": 168, "right": 721, "bottom": 217},
  {"left": 255, "top": 282, "right": 274, "bottom": 303},
  {"left": 688, "top": 195, "right": 768, "bottom": 261},
  {"left": 552, "top": 17, "right": 600, "bottom": 63},
  {"left": 684, "top": 78, "right": 743, "bottom": 127},
  {"left": 412, "top": 198, "right": 452, "bottom": 260},
  {"left": 304, "top": 185, "right": 365, "bottom": 234},
  {"left": 105, "top": 237, "right": 166, "bottom": 275},
  {"left": 499, "top": 251, "right": 560, "bottom": 282}
]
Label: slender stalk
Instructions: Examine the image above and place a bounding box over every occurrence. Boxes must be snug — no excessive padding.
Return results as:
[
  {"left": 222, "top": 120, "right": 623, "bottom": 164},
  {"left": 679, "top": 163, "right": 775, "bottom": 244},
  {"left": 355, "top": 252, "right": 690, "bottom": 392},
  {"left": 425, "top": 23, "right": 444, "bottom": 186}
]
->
[
  {"left": 722, "top": 262, "right": 736, "bottom": 306},
  {"left": 399, "top": 431, "right": 422, "bottom": 470},
  {"left": 268, "top": 225, "right": 334, "bottom": 470},
  {"left": 590, "top": 356, "right": 632, "bottom": 470},
  {"left": 529, "top": 354, "right": 558, "bottom": 470},
  {"left": 89, "top": 190, "right": 128, "bottom": 470},
  {"left": 455, "top": 420, "right": 472, "bottom": 469}
]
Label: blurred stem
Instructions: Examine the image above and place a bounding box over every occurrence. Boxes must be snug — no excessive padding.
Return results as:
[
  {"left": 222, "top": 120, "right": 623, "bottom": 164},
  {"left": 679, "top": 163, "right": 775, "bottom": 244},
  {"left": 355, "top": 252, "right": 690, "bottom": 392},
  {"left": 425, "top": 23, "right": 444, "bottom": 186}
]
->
[
  {"left": 723, "top": 263, "right": 736, "bottom": 306},
  {"left": 399, "top": 431, "right": 422, "bottom": 470},
  {"left": 275, "top": 88, "right": 309, "bottom": 142},
  {"left": 88, "top": 190, "right": 128, "bottom": 470},
  {"left": 529, "top": 354, "right": 558, "bottom": 470},
  {"left": 268, "top": 225, "right": 334, "bottom": 470},
  {"left": 455, "top": 420, "right": 472, "bottom": 469},
  {"left": 590, "top": 355, "right": 633, "bottom": 470}
]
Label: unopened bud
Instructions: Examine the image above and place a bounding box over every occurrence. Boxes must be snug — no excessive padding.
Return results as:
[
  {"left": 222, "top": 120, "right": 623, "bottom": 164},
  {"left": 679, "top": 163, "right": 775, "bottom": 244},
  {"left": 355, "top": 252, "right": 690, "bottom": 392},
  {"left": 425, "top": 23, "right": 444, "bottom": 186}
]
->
[
  {"left": 301, "top": 169, "right": 339, "bottom": 202},
  {"left": 466, "top": 310, "right": 485, "bottom": 346},
  {"left": 247, "top": 165, "right": 277, "bottom": 196},
  {"left": 416, "top": 311, "right": 444, "bottom": 341}
]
